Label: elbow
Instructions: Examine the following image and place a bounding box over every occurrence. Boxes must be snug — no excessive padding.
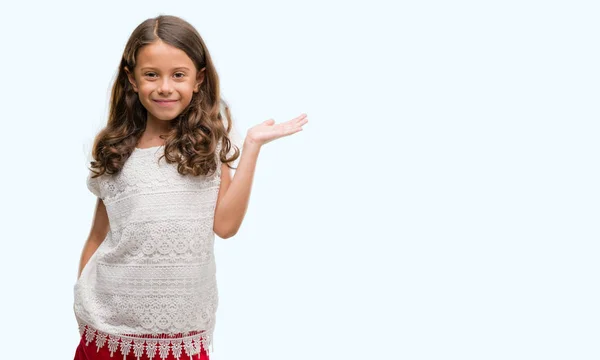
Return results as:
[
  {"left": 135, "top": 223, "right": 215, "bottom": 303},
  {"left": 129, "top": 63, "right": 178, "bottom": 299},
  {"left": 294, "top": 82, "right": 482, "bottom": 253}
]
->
[
  {"left": 216, "top": 229, "right": 237, "bottom": 239},
  {"left": 213, "top": 208, "right": 241, "bottom": 239},
  {"left": 214, "top": 223, "right": 238, "bottom": 239},
  {"left": 221, "top": 230, "right": 237, "bottom": 239}
]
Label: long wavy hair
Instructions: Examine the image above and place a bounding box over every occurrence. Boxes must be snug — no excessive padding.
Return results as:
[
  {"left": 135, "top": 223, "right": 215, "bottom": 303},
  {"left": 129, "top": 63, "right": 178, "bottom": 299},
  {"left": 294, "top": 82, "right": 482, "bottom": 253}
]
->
[{"left": 89, "top": 15, "right": 240, "bottom": 178}]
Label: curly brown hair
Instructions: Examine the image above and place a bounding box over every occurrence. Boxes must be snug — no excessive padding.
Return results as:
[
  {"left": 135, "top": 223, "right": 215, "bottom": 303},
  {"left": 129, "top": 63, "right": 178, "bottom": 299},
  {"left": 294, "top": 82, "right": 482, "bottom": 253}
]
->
[{"left": 89, "top": 15, "right": 240, "bottom": 179}]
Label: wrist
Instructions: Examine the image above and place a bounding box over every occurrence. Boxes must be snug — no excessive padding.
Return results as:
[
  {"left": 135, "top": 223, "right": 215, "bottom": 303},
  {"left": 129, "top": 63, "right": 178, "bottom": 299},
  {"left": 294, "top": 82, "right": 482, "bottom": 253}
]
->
[{"left": 243, "top": 137, "right": 262, "bottom": 150}]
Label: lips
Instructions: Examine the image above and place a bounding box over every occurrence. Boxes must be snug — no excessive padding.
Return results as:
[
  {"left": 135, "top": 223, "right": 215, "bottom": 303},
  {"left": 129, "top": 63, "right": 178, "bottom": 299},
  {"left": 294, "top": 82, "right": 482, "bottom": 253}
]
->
[{"left": 153, "top": 99, "right": 178, "bottom": 108}]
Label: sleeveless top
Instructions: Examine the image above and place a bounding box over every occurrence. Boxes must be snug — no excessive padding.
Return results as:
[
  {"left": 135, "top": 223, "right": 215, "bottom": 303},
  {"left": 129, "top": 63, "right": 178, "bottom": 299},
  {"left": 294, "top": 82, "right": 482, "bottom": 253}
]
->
[{"left": 73, "top": 142, "right": 233, "bottom": 360}]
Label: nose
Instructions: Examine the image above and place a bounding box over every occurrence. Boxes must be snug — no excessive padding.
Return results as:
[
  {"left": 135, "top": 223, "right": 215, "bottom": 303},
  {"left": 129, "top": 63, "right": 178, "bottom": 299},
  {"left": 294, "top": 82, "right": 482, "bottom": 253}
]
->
[{"left": 158, "top": 77, "right": 173, "bottom": 94}]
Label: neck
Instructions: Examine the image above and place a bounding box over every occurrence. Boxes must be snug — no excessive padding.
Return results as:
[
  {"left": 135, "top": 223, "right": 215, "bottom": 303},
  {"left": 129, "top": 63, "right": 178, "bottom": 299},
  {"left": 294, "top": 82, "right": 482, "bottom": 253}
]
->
[{"left": 144, "top": 113, "right": 173, "bottom": 138}]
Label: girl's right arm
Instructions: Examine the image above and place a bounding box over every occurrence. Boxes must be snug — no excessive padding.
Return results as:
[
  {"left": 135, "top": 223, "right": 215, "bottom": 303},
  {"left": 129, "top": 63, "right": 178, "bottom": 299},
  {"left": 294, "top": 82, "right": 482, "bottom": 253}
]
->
[{"left": 78, "top": 198, "right": 110, "bottom": 279}]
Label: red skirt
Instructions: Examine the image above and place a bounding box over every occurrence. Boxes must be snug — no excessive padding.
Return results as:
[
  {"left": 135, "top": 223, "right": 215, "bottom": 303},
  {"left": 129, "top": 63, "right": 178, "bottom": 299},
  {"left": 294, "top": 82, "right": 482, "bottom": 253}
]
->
[{"left": 73, "top": 332, "right": 210, "bottom": 360}]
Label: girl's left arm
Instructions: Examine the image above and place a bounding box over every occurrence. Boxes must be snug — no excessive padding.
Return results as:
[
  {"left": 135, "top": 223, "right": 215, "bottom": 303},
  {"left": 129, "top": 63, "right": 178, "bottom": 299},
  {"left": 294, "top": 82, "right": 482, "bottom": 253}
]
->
[
  {"left": 213, "top": 139, "right": 261, "bottom": 238},
  {"left": 213, "top": 113, "right": 308, "bottom": 238}
]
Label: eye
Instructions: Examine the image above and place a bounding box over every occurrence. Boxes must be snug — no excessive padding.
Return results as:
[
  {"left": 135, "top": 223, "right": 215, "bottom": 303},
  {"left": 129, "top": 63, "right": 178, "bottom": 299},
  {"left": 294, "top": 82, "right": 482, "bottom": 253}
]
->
[
  {"left": 174, "top": 72, "right": 186, "bottom": 78},
  {"left": 144, "top": 72, "right": 157, "bottom": 78}
]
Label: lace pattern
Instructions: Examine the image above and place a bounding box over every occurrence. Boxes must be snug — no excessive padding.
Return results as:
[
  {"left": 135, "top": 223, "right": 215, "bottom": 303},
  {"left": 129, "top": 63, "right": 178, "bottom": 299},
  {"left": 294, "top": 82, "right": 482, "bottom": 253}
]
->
[
  {"left": 77, "top": 320, "right": 211, "bottom": 360},
  {"left": 76, "top": 141, "right": 235, "bottom": 358}
]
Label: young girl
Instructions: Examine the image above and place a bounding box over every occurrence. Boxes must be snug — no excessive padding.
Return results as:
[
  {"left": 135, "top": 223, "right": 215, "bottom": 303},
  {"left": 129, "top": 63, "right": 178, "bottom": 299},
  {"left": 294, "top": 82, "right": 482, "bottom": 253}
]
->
[{"left": 73, "top": 15, "right": 308, "bottom": 360}]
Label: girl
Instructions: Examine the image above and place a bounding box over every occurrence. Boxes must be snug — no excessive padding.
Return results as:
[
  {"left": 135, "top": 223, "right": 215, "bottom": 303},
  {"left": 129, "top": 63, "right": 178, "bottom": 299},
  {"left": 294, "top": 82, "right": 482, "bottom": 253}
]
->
[{"left": 73, "top": 15, "right": 308, "bottom": 360}]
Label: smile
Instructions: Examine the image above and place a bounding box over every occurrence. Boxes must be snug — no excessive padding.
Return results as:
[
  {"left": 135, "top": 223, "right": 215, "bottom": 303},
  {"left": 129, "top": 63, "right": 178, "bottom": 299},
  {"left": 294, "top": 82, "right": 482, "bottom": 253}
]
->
[{"left": 153, "top": 100, "right": 178, "bottom": 107}]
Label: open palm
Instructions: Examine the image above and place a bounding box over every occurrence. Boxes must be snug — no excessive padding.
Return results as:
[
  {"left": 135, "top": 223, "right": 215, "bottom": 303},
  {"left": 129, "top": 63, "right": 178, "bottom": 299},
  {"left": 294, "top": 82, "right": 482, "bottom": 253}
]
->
[{"left": 246, "top": 113, "right": 308, "bottom": 146}]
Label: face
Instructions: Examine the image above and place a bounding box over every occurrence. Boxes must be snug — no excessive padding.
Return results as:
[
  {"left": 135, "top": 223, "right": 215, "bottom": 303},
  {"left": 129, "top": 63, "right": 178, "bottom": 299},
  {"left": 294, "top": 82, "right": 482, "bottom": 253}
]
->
[{"left": 124, "top": 40, "right": 205, "bottom": 122}]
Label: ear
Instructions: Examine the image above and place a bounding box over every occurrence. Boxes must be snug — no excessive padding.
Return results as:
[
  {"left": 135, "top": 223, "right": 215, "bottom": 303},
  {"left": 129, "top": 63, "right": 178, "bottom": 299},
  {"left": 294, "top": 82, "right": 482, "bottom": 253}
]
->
[
  {"left": 194, "top": 68, "right": 206, "bottom": 93},
  {"left": 124, "top": 66, "right": 138, "bottom": 93}
]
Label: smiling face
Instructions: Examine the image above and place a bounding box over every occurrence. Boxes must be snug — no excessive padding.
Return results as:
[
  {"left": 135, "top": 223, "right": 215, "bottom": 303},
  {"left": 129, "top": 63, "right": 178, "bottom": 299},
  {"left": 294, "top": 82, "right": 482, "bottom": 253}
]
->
[{"left": 124, "top": 40, "right": 205, "bottom": 122}]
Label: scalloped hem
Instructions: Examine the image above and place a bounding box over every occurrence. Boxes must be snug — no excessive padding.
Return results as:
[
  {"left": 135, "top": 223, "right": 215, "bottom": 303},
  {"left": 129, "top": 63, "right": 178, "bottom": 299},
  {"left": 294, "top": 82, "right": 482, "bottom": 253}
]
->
[{"left": 76, "top": 320, "right": 212, "bottom": 360}]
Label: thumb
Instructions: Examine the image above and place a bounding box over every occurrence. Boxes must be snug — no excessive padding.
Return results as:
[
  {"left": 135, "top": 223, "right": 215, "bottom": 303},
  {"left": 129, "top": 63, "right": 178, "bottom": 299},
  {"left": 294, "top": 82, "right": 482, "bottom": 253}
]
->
[{"left": 263, "top": 119, "right": 275, "bottom": 125}]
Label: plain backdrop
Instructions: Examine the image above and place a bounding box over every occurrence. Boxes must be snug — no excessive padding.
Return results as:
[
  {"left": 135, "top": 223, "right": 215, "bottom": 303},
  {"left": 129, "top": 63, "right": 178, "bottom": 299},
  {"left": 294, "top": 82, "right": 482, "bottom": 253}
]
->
[{"left": 1, "top": 1, "right": 598, "bottom": 359}]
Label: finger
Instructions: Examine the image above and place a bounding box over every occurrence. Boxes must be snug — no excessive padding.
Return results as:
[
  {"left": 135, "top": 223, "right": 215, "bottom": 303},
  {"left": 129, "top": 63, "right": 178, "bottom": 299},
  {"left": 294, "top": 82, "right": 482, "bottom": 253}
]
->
[
  {"left": 291, "top": 113, "right": 307, "bottom": 122},
  {"left": 287, "top": 124, "right": 305, "bottom": 135},
  {"left": 274, "top": 118, "right": 305, "bottom": 134},
  {"left": 285, "top": 120, "right": 306, "bottom": 132},
  {"left": 288, "top": 120, "right": 307, "bottom": 130},
  {"left": 287, "top": 117, "right": 307, "bottom": 127}
]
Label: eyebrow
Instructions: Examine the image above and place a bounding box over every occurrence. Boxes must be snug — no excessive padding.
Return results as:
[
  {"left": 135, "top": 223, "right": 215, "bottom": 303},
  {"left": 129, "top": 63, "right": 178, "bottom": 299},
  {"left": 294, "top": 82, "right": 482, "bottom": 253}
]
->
[{"left": 140, "top": 66, "right": 191, "bottom": 71}]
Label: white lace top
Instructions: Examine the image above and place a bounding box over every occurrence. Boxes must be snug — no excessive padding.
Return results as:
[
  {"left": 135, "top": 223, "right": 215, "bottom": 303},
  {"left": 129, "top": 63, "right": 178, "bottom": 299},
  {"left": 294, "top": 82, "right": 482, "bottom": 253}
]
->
[{"left": 73, "top": 142, "right": 233, "bottom": 360}]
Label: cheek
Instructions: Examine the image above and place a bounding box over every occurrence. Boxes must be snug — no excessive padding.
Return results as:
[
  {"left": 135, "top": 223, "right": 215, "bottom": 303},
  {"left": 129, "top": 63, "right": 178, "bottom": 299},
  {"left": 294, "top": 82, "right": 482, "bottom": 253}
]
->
[
  {"left": 178, "top": 84, "right": 196, "bottom": 100},
  {"left": 180, "top": 82, "right": 195, "bottom": 94},
  {"left": 138, "top": 83, "right": 155, "bottom": 95}
]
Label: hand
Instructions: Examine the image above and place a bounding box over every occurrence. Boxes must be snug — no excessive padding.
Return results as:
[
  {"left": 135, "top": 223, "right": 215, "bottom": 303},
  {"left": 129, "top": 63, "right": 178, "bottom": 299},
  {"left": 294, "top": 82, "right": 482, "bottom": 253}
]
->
[{"left": 246, "top": 113, "right": 308, "bottom": 147}]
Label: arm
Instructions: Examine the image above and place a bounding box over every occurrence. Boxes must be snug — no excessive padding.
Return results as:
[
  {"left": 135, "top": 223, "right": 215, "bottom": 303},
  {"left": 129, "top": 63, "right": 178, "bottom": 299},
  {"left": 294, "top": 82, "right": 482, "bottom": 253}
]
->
[
  {"left": 212, "top": 113, "right": 308, "bottom": 238},
  {"left": 78, "top": 198, "right": 110, "bottom": 278},
  {"left": 213, "top": 139, "right": 261, "bottom": 238}
]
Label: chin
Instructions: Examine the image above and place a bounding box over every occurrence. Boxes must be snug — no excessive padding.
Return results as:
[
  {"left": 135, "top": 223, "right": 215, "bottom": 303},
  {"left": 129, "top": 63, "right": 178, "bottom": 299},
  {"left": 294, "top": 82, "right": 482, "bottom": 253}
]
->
[{"left": 150, "top": 110, "right": 183, "bottom": 121}]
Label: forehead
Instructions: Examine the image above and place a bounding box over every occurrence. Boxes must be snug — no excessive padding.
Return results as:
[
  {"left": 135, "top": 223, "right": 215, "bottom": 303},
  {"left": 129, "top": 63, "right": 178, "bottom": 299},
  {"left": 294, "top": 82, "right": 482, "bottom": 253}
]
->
[{"left": 136, "top": 40, "right": 195, "bottom": 70}]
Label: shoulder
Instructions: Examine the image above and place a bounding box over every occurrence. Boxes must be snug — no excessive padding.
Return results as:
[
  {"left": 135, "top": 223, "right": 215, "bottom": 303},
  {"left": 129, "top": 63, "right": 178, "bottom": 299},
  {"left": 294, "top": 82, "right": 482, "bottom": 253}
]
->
[{"left": 86, "top": 170, "right": 103, "bottom": 199}]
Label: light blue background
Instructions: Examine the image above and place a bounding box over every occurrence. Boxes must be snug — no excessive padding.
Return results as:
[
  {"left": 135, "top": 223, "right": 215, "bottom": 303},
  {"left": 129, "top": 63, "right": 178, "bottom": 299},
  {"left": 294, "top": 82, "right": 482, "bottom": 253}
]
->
[{"left": 1, "top": 1, "right": 598, "bottom": 359}]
